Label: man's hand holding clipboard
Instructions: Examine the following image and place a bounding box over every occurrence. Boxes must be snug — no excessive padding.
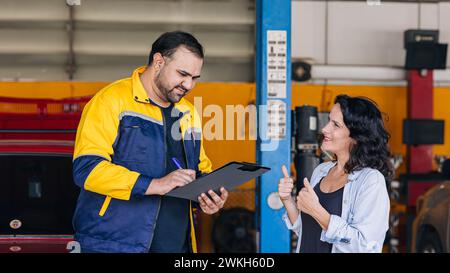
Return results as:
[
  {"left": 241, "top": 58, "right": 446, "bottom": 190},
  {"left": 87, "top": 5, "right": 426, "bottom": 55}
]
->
[{"left": 197, "top": 187, "right": 228, "bottom": 214}]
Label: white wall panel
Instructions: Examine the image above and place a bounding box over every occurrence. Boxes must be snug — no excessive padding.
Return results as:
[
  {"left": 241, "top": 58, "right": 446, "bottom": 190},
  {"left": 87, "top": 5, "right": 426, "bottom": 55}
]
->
[
  {"left": 0, "top": 0, "right": 66, "bottom": 21},
  {"left": 291, "top": 1, "right": 326, "bottom": 63},
  {"left": 0, "top": 66, "right": 67, "bottom": 81},
  {"left": 419, "top": 3, "right": 439, "bottom": 29},
  {"left": 76, "top": 0, "right": 254, "bottom": 26},
  {"left": 439, "top": 3, "right": 450, "bottom": 66},
  {"left": 0, "top": 29, "right": 67, "bottom": 54},
  {"left": 327, "top": 2, "right": 419, "bottom": 66}
]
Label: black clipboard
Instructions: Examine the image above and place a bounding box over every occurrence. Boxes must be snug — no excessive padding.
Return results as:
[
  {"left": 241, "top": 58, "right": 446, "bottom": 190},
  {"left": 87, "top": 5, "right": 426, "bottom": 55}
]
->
[{"left": 166, "top": 161, "right": 271, "bottom": 202}]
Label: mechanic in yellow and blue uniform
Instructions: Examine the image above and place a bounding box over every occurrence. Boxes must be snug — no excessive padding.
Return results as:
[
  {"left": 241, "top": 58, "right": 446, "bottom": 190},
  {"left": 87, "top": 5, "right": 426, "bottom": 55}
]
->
[{"left": 72, "top": 31, "right": 229, "bottom": 253}]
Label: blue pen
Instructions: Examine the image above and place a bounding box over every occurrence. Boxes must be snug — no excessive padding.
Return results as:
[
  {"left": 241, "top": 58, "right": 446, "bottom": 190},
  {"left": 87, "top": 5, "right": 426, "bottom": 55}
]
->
[{"left": 171, "top": 157, "right": 183, "bottom": 169}]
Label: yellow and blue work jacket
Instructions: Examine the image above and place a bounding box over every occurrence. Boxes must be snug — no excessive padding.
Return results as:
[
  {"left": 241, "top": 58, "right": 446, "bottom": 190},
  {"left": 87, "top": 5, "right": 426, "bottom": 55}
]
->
[{"left": 72, "top": 66, "right": 212, "bottom": 253}]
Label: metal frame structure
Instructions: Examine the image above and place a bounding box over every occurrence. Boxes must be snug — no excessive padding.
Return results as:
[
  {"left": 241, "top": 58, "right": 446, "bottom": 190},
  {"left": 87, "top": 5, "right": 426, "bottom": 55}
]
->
[{"left": 256, "top": 0, "right": 292, "bottom": 253}]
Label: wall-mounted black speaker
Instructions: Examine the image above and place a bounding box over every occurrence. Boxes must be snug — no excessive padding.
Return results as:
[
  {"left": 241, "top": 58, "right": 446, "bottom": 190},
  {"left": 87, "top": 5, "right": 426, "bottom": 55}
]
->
[
  {"left": 292, "top": 61, "right": 312, "bottom": 82},
  {"left": 405, "top": 42, "right": 447, "bottom": 70},
  {"left": 404, "top": 29, "right": 439, "bottom": 47},
  {"left": 403, "top": 119, "right": 445, "bottom": 145}
]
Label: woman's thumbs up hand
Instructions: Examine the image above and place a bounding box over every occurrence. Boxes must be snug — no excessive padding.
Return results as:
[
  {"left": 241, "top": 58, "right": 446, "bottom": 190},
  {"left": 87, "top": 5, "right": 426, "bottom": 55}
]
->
[{"left": 278, "top": 165, "right": 294, "bottom": 201}]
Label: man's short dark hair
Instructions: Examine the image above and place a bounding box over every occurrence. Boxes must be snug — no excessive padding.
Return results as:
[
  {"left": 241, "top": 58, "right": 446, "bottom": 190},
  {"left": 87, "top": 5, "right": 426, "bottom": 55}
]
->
[{"left": 148, "top": 31, "right": 204, "bottom": 65}]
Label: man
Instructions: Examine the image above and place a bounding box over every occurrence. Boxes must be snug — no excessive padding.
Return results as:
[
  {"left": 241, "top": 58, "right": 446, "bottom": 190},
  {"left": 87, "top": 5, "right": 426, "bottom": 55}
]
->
[{"left": 72, "top": 31, "right": 229, "bottom": 253}]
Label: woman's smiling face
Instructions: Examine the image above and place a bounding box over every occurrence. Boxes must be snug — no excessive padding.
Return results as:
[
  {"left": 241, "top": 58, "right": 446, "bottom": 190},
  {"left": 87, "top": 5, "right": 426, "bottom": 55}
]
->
[{"left": 321, "top": 103, "right": 354, "bottom": 155}]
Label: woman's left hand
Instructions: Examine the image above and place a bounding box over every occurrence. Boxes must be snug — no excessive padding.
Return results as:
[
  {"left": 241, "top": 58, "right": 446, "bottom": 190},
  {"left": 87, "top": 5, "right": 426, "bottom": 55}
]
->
[{"left": 296, "top": 177, "right": 321, "bottom": 216}]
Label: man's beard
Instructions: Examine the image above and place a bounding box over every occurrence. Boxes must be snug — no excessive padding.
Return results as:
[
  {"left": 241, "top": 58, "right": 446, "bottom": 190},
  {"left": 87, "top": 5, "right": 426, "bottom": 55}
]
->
[{"left": 155, "top": 75, "right": 186, "bottom": 104}]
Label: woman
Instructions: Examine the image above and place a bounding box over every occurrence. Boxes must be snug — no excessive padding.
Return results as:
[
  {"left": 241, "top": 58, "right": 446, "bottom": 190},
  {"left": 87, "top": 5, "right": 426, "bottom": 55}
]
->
[{"left": 279, "top": 95, "right": 393, "bottom": 253}]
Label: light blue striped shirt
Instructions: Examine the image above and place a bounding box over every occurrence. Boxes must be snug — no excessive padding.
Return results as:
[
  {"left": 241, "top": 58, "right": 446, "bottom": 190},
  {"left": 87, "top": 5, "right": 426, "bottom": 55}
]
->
[{"left": 283, "top": 161, "right": 390, "bottom": 253}]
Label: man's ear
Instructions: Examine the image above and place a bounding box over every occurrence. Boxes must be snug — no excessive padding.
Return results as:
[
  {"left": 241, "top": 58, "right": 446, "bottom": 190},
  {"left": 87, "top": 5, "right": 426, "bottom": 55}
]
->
[{"left": 153, "top": 53, "right": 165, "bottom": 68}]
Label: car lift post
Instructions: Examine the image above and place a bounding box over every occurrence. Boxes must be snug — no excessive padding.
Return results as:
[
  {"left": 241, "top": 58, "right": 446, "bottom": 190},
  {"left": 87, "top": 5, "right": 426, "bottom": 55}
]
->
[
  {"left": 256, "top": 0, "right": 292, "bottom": 253},
  {"left": 405, "top": 69, "right": 434, "bottom": 251},
  {"left": 407, "top": 69, "right": 434, "bottom": 174}
]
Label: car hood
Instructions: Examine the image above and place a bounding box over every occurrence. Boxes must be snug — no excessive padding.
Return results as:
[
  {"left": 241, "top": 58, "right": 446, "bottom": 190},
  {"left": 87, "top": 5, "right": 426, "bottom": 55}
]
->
[{"left": 0, "top": 236, "right": 75, "bottom": 253}]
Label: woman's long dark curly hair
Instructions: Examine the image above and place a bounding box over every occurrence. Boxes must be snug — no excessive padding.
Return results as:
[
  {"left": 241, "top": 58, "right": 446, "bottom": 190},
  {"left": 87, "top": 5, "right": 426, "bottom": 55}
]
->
[{"left": 334, "top": 95, "right": 394, "bottom": 181}]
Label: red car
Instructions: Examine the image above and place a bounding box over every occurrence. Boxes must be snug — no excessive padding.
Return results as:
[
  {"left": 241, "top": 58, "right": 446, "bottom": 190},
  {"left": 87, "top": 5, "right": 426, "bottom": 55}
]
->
[{"left": 0, "top": 97, "right": 89, "bottom": 253}]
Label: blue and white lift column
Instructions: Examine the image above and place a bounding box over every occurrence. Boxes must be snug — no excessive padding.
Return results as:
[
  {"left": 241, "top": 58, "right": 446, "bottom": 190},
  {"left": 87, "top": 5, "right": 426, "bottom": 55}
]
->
[{"left": 255, "top": 0, "right": 292, "bottom": 253}]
